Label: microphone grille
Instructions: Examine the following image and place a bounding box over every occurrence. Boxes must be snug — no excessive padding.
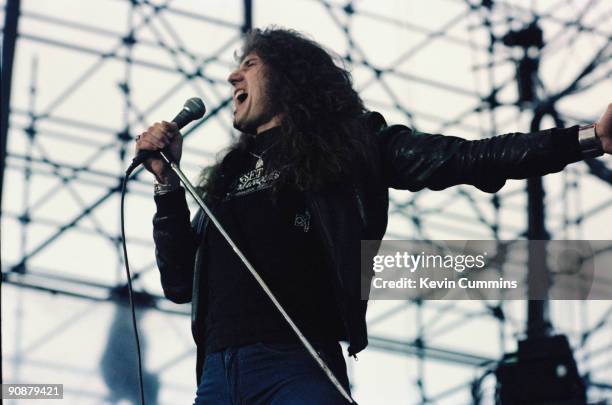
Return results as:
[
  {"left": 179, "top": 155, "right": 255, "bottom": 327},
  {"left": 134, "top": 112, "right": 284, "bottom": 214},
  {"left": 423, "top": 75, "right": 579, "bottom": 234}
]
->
[{"left": 183, "top": 97, "right": 206, "bottom": 119}]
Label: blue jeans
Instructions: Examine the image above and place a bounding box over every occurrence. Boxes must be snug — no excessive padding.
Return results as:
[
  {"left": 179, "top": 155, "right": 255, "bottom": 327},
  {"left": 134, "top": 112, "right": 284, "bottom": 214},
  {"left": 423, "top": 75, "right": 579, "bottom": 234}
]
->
[{"left": 193, "top": 341, "right": 351, "bottom": 404}]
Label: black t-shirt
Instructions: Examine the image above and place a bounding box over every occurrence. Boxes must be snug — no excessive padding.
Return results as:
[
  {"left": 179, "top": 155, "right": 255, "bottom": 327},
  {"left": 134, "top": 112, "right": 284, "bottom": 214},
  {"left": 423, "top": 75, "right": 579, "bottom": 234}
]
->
[{"left": 204, "top": 127, "right": 345, "bottom": 353}]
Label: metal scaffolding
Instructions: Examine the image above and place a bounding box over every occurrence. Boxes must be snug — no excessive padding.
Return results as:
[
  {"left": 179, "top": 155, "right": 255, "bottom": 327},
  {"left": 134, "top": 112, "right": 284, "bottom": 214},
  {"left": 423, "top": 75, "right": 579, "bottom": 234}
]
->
[{"left": 2, "top": 0, "right": 611, "bottom": 403}]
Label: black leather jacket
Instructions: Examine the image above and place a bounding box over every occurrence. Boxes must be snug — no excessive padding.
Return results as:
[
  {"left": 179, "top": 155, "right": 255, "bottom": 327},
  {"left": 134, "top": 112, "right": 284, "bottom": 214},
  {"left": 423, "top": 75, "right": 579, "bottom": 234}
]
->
[{"left": 152, "top": 113, "right": 581, "bottom": 382}]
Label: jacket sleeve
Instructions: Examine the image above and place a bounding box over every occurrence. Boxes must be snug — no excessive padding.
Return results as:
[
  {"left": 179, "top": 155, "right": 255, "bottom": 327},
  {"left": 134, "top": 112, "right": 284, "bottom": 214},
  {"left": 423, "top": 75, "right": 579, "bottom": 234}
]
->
[
  {"left": 152, "top": 187, "right": 198, "bottom": 303},
  {"left": 378, "top": 124, "right": 583, "bottom": 193}
]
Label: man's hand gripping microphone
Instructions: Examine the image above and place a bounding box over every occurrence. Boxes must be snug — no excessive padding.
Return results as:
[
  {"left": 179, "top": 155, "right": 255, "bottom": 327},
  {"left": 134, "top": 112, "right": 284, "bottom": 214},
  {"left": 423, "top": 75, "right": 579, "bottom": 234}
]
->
[{"left": 127, "top": 97, "right": 205, "bottom": 175}]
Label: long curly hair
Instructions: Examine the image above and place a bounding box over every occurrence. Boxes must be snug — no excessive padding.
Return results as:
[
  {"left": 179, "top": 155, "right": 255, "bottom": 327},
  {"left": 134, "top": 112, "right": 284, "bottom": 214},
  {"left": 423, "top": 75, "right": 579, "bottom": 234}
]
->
[{"left": 199, "top": 27, "right": 373, "bottom": 201}]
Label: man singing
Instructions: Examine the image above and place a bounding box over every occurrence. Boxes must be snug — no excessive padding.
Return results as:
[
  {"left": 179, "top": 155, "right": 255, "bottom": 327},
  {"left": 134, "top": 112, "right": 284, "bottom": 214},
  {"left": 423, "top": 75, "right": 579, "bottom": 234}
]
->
[{"left": 135, "top": 27, "right": 611, "bottom": 404}]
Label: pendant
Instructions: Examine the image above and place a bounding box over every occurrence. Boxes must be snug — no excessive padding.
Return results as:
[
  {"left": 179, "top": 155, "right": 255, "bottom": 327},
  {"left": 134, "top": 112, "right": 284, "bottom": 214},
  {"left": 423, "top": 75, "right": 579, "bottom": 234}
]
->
[{"left": 255, "top": 158, "right": 264, "bottom": 169}]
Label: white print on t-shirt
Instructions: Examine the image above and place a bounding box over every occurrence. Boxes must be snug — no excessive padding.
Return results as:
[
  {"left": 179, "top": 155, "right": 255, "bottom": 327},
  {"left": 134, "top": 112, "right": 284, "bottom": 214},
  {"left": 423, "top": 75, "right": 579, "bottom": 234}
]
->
[{"left": 231, "top": 166, "right": 281, "bottom": 197}]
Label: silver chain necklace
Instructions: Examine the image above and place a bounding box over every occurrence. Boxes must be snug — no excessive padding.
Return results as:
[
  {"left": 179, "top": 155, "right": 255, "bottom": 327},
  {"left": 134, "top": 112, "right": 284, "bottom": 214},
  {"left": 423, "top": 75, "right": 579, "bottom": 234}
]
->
[{"left": 248, "top": 143, "right": 276, "bottom": 169}]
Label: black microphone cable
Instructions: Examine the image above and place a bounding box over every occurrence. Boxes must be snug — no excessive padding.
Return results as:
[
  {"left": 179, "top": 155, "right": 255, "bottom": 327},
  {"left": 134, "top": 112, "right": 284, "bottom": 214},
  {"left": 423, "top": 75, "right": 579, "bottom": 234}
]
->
[
  {"left": 119, "top": 172, "right": 146, "bottom": 405},
  {"left": 118, "top": 97, "right": 205, "bottom": 405}
]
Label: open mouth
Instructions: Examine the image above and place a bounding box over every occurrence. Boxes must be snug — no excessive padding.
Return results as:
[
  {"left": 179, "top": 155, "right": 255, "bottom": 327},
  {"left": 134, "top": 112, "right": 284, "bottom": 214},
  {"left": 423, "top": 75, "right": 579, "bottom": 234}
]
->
[
  {"left": 235, "top": 90, "right": 248, "bottom": 107},
  {"left": 237, "top": 92, "right": 248, "bottom": 103}
]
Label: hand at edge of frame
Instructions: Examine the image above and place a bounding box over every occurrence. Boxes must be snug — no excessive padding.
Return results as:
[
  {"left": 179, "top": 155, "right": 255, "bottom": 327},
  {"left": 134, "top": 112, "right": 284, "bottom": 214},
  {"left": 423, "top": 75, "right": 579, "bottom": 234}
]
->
[{"left": 596, "top": 103, "right": 612, "bottom": 154}]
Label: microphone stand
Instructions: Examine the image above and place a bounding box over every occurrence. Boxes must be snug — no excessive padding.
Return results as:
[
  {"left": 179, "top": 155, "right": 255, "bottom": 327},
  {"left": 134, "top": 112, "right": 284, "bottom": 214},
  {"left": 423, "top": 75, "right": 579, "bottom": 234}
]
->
[{"left": 150, "top": 150, "right": 356, "bottom": 404}]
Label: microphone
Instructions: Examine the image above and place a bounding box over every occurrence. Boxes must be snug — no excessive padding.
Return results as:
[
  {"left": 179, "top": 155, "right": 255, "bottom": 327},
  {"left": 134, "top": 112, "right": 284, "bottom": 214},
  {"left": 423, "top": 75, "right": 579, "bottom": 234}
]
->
[{"left": 128, "top": 97, "right": 206, "bottom": 172}]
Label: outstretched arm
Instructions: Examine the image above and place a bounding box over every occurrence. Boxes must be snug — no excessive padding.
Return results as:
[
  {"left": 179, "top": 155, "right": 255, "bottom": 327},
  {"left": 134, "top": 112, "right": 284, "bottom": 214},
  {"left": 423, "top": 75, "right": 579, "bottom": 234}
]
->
[{"left": 379, "top": 103, "right": 611, "bottom": 193}]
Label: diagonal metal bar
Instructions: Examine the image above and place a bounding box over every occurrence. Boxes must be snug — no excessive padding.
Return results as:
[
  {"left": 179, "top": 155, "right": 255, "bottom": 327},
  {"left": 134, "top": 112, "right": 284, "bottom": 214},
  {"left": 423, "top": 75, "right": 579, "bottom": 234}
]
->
[
  {"left": 368, "top": 335, "right": 496, "bottom": 367},
  {"left": 36, "top": 0, "right": 174, "bottom": 118},
  {"left": 13, "top": 98, "right": 230, "bottom": 268}
]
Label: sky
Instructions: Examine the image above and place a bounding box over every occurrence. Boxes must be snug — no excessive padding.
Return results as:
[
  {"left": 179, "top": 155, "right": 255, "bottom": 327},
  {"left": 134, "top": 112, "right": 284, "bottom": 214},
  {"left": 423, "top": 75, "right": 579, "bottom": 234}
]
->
[{"left": 2, "top": 0, "right": 611, "bottom": 404}]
